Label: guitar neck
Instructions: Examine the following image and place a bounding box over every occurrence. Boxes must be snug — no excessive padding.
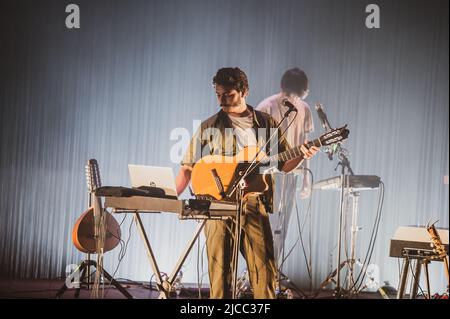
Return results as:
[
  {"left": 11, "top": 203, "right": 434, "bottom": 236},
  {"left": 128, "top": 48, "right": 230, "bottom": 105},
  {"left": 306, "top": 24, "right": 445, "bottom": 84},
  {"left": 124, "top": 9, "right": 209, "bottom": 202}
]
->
[{"left": 269, "top": 138, "right": 323, "bottom": 163}]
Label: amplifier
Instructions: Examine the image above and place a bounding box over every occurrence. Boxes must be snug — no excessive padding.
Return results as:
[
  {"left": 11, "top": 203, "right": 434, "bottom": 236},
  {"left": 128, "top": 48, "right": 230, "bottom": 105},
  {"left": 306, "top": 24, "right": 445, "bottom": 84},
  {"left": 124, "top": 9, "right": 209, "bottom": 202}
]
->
[{"left": 389, "top": 226, "right": 449, "bottom": 259}]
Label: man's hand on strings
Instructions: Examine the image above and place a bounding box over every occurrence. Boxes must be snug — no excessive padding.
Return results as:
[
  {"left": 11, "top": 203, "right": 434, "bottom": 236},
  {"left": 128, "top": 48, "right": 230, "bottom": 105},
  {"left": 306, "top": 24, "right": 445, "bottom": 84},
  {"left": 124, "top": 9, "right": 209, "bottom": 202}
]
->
[
  {"left": 282, "top": 142, "right": 320, "bottom": 173},
  {"left": 300, "top": 142, "right": 320, "bottom": 159}
]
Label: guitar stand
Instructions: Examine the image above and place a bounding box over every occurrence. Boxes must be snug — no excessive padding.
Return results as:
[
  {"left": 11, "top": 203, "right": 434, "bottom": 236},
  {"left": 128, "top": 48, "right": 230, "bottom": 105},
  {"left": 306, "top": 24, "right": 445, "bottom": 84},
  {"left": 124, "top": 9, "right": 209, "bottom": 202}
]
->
[
  {"left": 59, "top": 160, "right": 132, "bottom": 298},
  {"left": 56, "top": 259, "right": 133, "bottom": 299}
]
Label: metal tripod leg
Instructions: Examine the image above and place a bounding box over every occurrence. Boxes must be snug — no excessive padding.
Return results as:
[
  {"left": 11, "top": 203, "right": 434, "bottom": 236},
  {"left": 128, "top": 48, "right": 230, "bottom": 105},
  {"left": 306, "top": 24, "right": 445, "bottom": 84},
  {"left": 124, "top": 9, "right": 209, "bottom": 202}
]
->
[
  {"left": 56, "top": 260, "right": 132, "bottom": 299},
  {"left": 347, "top": 190, "right": 360, "bottom": 291},
  {"left": 133, "top": 213, "right": 209, "bottom": 299},
  {"left": 75, "top": 263, "right": 88, "bottom": 298},
  {"left": 160, "top": 220, "right": 207, "bottom": 299},
  {"left": 96, "top": 262, "right": 133, "bottom": 298},
  {"left": 397, "top": 257, "right": 410, "bottom": 299},
  {"left": 133, "top": 212, "right": 169, "bottom": 298},
  {"left": 423, "top": 260, "right": 431, "bottom": 299},
  {"left": 312, "top": 260, "right": 349, "bottom": 298},
  {"left": 410, "top": 259, "right": 422, "bottom": 299},
  {"left": 56, "top": 262, "right": 84, "bottom": 298}
]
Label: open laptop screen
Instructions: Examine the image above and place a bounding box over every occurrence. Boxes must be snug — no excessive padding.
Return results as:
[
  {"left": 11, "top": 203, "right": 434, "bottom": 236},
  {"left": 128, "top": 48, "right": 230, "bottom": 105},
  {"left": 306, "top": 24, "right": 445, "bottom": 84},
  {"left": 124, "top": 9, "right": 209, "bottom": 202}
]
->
[{"left": 128, "top": 164, "right": 177, "bottom": 198}]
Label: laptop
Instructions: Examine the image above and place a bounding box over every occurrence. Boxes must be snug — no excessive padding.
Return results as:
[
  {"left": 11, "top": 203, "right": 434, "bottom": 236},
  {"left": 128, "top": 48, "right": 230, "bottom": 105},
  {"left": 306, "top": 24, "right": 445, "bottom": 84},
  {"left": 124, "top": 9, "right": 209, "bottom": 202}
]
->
[{"left": 128, "top": 164, "right": 177, "bottom": 198}]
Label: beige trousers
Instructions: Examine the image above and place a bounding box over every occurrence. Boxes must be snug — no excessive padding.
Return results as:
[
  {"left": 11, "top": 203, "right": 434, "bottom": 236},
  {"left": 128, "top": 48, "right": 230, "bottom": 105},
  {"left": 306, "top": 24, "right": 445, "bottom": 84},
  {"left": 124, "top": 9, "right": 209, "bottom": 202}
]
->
[{"left": 204, "top": 195, "right": 277, "bottom": 299}]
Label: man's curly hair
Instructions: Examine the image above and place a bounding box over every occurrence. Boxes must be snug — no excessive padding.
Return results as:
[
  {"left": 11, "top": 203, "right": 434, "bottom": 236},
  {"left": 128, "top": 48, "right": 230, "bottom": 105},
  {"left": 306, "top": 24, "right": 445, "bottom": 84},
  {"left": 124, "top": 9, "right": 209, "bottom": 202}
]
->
[{"left": 213, "top": 67, "right": 249, "bottom": 93}]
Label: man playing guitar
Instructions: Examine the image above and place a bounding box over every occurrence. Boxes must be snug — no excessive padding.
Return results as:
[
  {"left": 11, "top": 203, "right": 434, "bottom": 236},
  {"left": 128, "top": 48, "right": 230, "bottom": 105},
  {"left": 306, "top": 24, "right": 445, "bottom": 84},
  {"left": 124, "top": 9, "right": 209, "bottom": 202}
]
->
[{"left": 175, "top": 67, "right": 319, "bottom": 298}]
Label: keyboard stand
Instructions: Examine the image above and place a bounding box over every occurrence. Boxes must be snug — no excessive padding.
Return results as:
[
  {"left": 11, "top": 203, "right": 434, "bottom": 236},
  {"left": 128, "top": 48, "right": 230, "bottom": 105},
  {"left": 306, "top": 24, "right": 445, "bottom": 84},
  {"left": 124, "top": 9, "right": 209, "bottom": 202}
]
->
[
  {"left": 397, "top": 249, "right": 434, "bottom": 299},
  {"left": 107, "top": 209, "right": 207, "bottom": 299},
  {"left": 99, "top": 195, "right": 236, "bottom": 299},
  {"left": 161, "top": 219, "right": 206, "bottom": 299},
  {"left": 131, "top": 212, "right": 206, "bottom": 299}
]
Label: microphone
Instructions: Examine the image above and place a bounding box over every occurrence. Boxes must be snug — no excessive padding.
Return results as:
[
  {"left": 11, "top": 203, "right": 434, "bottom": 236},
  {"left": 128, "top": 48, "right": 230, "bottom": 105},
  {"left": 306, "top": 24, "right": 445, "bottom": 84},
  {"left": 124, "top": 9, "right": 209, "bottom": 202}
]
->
[
  {"left": 282, "top": 99, "right": 298, "bottom": 117},
  {"left": 315, "top": 103, "right": 332, "bottom": 132},
  {"left": 315, "top": 103, "right": 336, "bottom": 160}
]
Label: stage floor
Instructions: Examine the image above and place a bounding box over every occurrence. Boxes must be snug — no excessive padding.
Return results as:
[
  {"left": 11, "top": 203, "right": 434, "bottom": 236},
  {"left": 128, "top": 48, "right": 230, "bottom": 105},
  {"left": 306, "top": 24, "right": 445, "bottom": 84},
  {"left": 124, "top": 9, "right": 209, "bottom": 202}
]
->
[{"left": 0, "top": 278, "right": 393, "bottom": 299}]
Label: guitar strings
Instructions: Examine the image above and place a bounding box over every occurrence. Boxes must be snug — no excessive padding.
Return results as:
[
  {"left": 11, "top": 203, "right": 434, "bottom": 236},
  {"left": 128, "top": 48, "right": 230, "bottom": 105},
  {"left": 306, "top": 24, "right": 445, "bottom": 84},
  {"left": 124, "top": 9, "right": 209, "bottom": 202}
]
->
[{"left": 229, "top": 111, "right": 298, "bottom": 196}]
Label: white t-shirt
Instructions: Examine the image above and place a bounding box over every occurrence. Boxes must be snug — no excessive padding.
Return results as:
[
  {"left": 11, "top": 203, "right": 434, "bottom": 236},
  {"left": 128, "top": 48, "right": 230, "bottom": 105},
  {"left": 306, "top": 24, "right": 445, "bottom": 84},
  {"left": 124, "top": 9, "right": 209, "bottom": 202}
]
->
[
  {"left": 256, "top": 93, "right": 314, "bottom": 148},
  {"left": 228, "top": 112, "right": 258, "bottom": 151},
  {"left": 257, "top": 92, "right": 315, "bottom": 199}
]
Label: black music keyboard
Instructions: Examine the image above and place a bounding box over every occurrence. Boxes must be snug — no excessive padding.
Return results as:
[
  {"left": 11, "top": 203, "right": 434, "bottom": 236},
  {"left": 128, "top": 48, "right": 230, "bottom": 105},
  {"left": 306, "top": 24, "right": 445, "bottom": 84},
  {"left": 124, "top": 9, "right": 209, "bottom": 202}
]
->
[
  {"left": 104, "top": 196, "right": 236, "bottom": 219},
  {"left": 389, "top": 226, "right": 449, "bottom": 258},
  {"left": 181, "top": 199, "right": 237, "bottom": 219},
  {"left": 313, "top": 175, "right": 381, "bottom": 191}
]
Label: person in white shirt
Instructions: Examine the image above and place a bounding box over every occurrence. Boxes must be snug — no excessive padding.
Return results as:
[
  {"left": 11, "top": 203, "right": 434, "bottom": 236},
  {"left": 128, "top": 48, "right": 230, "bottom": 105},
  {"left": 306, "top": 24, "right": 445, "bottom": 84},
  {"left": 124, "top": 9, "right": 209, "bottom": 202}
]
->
[{"left": 256, "top": 68, "right": 315, "bottom": 287}]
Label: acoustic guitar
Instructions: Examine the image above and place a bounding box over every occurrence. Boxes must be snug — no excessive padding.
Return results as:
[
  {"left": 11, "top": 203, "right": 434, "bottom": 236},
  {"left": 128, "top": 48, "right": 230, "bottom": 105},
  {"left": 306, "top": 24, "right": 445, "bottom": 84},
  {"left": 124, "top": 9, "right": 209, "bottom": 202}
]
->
[
  {"left": 72, "top": 207, "right": 121, "bottom": 254},
  {"left": 72, "top": 159, "right": 121, "bottom": 254},
  {"left": 191, "top": 125, "right": 349, "bottom": 202}
]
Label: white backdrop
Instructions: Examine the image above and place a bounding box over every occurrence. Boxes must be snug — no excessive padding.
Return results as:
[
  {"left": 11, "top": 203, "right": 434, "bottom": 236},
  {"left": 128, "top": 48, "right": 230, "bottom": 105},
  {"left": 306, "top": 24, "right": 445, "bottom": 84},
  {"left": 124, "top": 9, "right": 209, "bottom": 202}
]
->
[{"left": 0, "top": 0, "right": 448, "bottom": 294}]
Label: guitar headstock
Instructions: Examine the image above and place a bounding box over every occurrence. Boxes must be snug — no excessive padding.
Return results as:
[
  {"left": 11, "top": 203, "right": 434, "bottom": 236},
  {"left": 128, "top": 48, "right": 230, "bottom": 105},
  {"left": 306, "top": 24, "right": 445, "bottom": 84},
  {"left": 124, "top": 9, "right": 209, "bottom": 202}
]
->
[
  {"left": 85, "top": 159, "right": 102, "bottom": 192},
  {"left": 319, "top": 125, "right": 350, "bottom": 146},
  {"left": 426, "top": 223, "right": 447, "bottom": 258}
]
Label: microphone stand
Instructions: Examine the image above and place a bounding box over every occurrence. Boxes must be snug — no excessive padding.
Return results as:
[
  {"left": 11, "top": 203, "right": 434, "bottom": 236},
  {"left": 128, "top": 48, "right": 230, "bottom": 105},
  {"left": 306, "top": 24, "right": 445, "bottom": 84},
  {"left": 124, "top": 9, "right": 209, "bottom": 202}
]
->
[
  {"left": 230, "top": 106, "right": 297, "bottom": 299},
  {"left": 231, "top": 177, "right": 245, "bottom": 299},
  {"left": 315, "top": 103, "right": 356, "bottom": 298},
  {"left": 332, "top": 143, "right": 355, "bottom": 298}
]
